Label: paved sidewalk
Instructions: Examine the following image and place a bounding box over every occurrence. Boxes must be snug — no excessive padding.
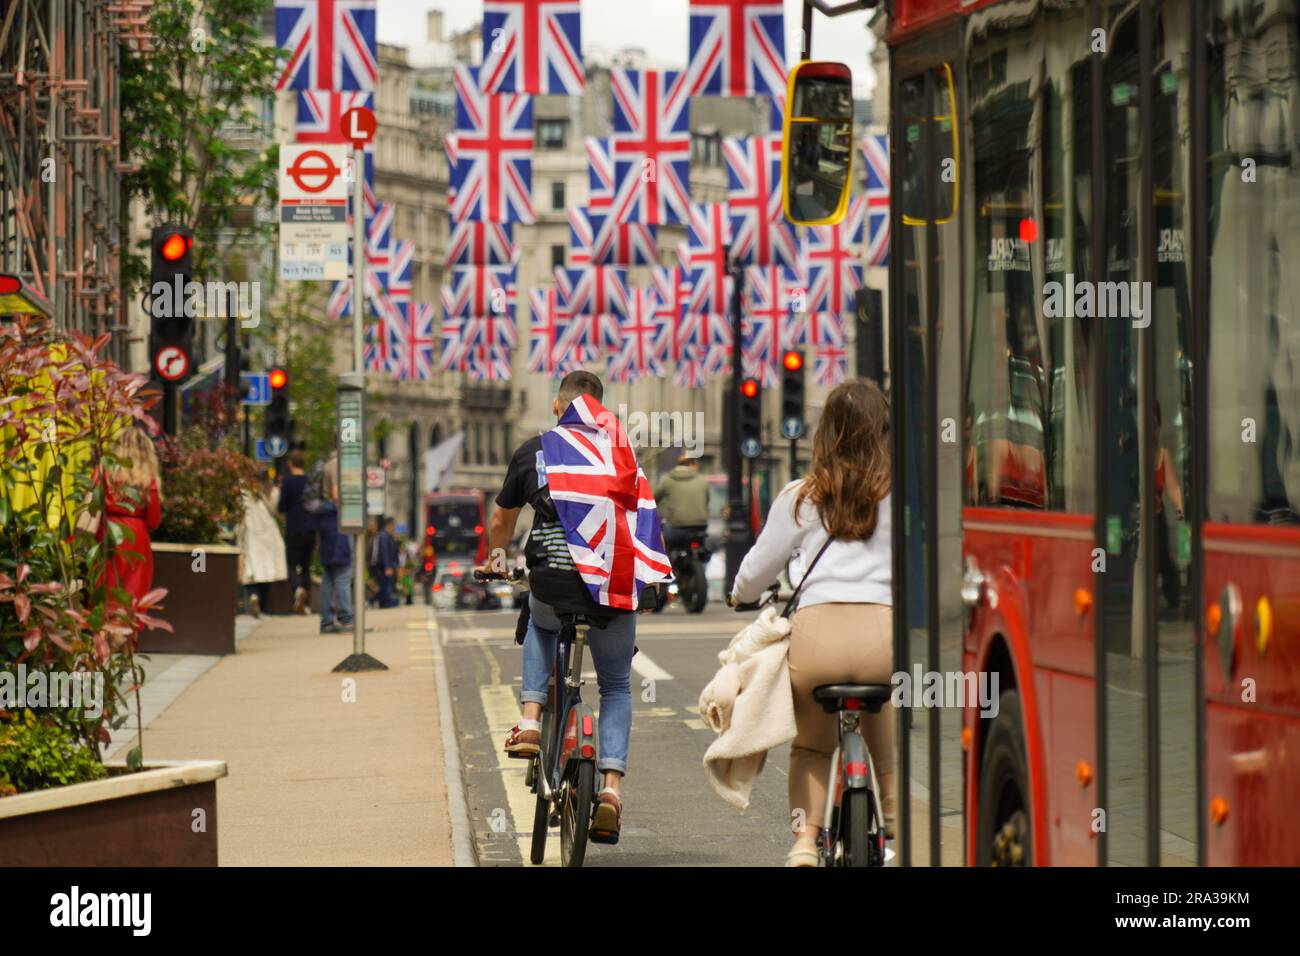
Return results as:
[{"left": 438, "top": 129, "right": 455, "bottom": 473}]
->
[{"left": 125, "top": 605, "right": 456, "bottom": 866}]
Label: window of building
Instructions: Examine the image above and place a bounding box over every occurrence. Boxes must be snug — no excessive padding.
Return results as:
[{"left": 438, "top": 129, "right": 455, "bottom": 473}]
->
[
  {"left": 551, "top": 244, "right": 566, "bottom": 270},
  {"left": 551, "top": 180, "right": 566, "bottom": 210},
  {"left": 539, "top": 118, "right": 568, "bottom": 150}
]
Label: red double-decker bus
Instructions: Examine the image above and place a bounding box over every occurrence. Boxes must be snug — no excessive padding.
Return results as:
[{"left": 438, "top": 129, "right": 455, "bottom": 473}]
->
[{"left": 875, "top": 0, "right": 1300, "bottom": 865}]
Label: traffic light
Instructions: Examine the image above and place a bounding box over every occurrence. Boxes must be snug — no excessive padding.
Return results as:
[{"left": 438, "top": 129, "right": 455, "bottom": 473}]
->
[
  {"left": 265, "top": 367, "right": 290, "bottom": 459},
  {"left": 738, "top": 376, "right": 762, "bottom": 459},
  {"left": 780, "top": 350, "right": 806, "bottom": 440},
  {"left": 149, "top": 224, "right": 195, "bottom": 384}
]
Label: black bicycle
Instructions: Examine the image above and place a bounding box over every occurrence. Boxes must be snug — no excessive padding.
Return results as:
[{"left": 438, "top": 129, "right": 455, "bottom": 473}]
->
[{"left": 733, "top": 584, "right": 889, "bottom": 867}]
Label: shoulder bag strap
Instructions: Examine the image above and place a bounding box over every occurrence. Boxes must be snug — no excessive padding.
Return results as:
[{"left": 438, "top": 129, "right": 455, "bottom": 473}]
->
[{"left": 781, "top": 535, "right": 834, "bottom": 619}]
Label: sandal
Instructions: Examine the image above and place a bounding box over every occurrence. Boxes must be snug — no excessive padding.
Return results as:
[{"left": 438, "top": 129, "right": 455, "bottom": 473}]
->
[
  {"left": 589, "top": 788, "right": 621, "bottom": 844},
  {"left": 503, "top": 723, "right": 541, "bottom": 758},
  {"left": 785, "top": 845, "right": 820, "bottom": 868}
]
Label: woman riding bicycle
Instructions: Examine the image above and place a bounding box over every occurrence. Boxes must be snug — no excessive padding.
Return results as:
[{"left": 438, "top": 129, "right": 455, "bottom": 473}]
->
[{"left": 728, "top": 379, "right": 895, "bottom": 867}]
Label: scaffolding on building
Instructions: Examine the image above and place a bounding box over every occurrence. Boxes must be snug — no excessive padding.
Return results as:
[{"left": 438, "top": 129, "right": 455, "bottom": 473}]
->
[{"left": 0, "top": 0, "right": 154, "bottom": 360}]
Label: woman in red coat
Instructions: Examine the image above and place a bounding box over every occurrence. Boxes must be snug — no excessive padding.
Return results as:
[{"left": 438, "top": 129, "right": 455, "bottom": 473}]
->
[{"left": 99, "top": 424, "right": 164, "bottom": 605}]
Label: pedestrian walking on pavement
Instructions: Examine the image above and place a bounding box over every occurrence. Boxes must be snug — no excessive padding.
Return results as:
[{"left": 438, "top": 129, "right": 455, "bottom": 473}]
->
[
  {"left": 729, "top": 379, "right": 895, "bottom": 868},
  {"left": 372, "top": 517, "right": 401, "bottom": 608},
  {"left": 316, "top": 452, "right": 354, "bottom": 634},
  {"left": 278, "top": 449, "right": 315, "bottom": 614},
  {"left": 96, "top": 424, "right": 164, "bottom": 612},
  {"left": 237, "top": 468, "right": 287, "bottom": 618}
]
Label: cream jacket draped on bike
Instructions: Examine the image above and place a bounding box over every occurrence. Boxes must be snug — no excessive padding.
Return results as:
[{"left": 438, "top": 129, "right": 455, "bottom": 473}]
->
[{"left": 698, "top": 605, "right": 797, "bottom": 812}]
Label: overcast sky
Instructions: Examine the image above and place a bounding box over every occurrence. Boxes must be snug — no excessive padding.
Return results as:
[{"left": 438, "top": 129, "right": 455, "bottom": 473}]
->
[{"left": 378, "top": 0, "right": 878, "bottom": 97}]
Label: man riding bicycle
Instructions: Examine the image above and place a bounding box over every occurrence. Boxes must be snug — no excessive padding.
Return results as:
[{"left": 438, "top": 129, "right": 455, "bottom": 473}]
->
[{"left": 479, "top": 370, "right": 669, "bottom": 844}]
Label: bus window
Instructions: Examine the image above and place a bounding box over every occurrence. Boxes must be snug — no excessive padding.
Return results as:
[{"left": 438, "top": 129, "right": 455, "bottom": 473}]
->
[
  {"left": 1207, "top": 1, "right": 1300, "bottom": 526},
  {"left": 900, "top": 63, "right": 958, "bottom": 225},
  {"left": 965, "top": 41, "right": 1043, "bottom": 510}
]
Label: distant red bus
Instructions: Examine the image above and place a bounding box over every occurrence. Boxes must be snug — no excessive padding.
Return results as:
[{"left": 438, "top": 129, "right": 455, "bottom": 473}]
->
[{"left": 420, "top": 489, "right": 488, "bottom": 587}]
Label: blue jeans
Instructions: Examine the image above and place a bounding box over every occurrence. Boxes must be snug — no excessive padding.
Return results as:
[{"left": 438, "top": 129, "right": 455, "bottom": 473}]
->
[
  {"left": 521, "top": 593, "right": 636, "bottom": 776},
  {"left": 320, "top": 562, "right": 353, "bottom": 629}
]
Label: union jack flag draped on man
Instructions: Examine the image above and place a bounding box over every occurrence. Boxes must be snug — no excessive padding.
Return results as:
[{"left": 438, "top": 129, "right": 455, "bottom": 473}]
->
[
  {"left": 480, "top": 0, "right": 585, "bottom": 95},
  {"left": 275, "top": 0, "right": 378, "bottom": 91},
  {"left": 540, "top": 395, "right": 672, "bottom": 610},
  {"left": 684, "top": 0, "right": 786, "bottom": 101},
  {"left": 609, "top": 69, "right": 692, "bottom": 226},
  {"left": 452, "top": 66, "right": 535, "bottom": 223}
]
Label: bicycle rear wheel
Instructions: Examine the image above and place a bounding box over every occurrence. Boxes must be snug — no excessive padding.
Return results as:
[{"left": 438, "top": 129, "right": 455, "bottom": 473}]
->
[
  {"left": 839, "top": 788, "right": 871, "bottom": 867},
  {"left": 560, "top": 760, "right": 594, "bottom": 867}
]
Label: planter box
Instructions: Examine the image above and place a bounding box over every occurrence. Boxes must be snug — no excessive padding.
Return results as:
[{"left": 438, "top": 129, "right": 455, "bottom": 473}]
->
[
  {"left": 0, "top": 759, "right": 227, "bottom": 866},
  {"left": 141, "top": 543, "right": 240, "bottom": 655}
]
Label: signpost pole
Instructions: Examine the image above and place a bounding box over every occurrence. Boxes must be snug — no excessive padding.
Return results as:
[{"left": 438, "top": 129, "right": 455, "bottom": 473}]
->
[{"left": 333, "top": 143, "right": 385, "bottom": 673}]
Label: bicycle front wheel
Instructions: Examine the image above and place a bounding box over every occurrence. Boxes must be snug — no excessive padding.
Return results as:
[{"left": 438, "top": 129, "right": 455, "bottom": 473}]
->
[
  {"left": 560, "top": 760, "right": 594, "bottom": 868},
  {"left": 529, "top": 792, "right": 550, "bottom": 865}
]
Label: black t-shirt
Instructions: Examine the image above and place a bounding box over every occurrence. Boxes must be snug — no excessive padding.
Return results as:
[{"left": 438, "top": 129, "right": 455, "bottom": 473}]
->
[
  {"left": 497, "top": 434, "right": 572, "bottom": 570},
  {"left": 496, "top": 434, "right": 546, "bottom": 512}
]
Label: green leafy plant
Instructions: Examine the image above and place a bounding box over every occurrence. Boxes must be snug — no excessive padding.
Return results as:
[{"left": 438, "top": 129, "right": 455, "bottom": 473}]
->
[
  {"left": 0, "top": 317, "right": 171, "bottom": 764},
  {"left": 0, "top": 709, "right": 109, "bottom": 796},
  {"left": 153, "top": 427, "right": 260, "bottom": 545},
  {"left": 119, "top": 0, "right": 280, "bottom": 288}
]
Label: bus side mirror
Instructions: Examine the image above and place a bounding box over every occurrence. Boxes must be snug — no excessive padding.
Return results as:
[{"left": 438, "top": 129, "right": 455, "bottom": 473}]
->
[{"left": 781, "top": 60, "right": 855, "bottom": 226}]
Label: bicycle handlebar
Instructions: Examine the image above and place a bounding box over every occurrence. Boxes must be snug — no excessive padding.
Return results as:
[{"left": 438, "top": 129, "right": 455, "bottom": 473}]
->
[
  {"left": 732, "top": 583, "right": 781, "bottom": 612},
  {"left": 473, "top": 567, "right": 525, "bottom": 583}
]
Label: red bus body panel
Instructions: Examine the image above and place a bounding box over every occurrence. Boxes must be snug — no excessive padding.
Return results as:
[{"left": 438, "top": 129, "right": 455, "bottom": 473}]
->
[
  {"left": 888, "top": 0, "right": 1003, "bottom": 42},
  {"left": 962, "top": 507, "right": 1097, "bottom": 866},
  {"left": 1202, "top": 522, "right": 1300, "bottom": 865}
]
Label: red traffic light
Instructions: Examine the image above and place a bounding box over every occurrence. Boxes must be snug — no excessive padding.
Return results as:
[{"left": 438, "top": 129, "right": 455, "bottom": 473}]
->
[
  {"left": 269, "top": 368, "right": 288, "bottom": 390},
  {"left": 158, "top": 231, "right": 192, "bottom": 262},
  {"left": 740, "top": 378, "right": 759, "bottom": 399},
  {"left": 782, "top": 350, "right": 803, "bottom": 372}
]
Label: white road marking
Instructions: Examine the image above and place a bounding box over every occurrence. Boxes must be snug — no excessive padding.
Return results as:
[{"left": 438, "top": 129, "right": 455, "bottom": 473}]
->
[{"left": 631, "top": 650, "right": 673, "bottom": 682}]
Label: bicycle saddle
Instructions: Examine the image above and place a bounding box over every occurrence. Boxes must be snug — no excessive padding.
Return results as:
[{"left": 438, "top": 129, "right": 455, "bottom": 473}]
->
[
  {"left": 529, "top": 566, "right": 622, "bottom": 630},
  {"left": 813, "top": 684, "right": 894, "bottom": 715}
]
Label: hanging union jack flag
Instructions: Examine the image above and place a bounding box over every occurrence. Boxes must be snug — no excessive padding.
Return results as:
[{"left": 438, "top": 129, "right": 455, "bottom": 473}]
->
[
  {"left": 393, "top": 302, "right": 436, "bottom": 382},
  {"left": 443, "top": 265, "right": 515, "bottom": 322},
  {"left": 528, "top": 287, "right": 583, "bottom": 378},
  {"left": 297, "top": 91, "right": 376, "bottom": 213},
  {"left": 386, "top": 239, "right": 414, "bottom": 325},
  {"left": 445, "top": 133, "right": 460, "bottom": 211},
  {"left": 586, "top": 137, "right": 615, "bottom": 210},
  {"left": 610, "top": 68, "right": 691, "bottom": 226},
  {"left": 724, "top": 134, "right": 801, "bottom": 270},
  {"left": 463, "top": 344, "right": 515, "bottom": 382},
  {"left": 743, "top": 265, "right": 800, "bottom": 386},
  {"left": 649, "top": 264, "right": 693, "bottom": 365},
  {"left": 481, "top": 0, "right": 585, "bottom": 95},
  {"left": 453, "top": 66, "right": 535, "bottom": 224},
  {"left": 609, "top": 288, "right": 662, "bottom": 385},
  {"left": 685, "top": 202, "right": 733, "bottom": 319},
  {"left": 275, "top": 0, "right": 377, "bottom": 91},
  {"left": 446, "top": 219, "right": 516, "bottom": 268},
  {"left": 364, "top": 308, "right": 401, "bottom": 375},
  {"left": 569, "top": 208, "right": 658, "bottom": 267},
  {"left": 860, "top": 133, "right": 890, "bottom": 266},
  {"left": 685, "top": 0, "right": 786, "bottom": 101},
  {"left": 439, "top": 293, "right": 468, "bottom": 372},
  {"left": 805, "top": 194, "right": 864, "bottom": 317},
  {"left": 540, "top": 394, "right": 671, "bottom": 610},
  {"left": 554, "top": 267, "right": 628, "bottom": 355},
  {"left": 802, "top": 311, "right": 848, "bottom": 387}
]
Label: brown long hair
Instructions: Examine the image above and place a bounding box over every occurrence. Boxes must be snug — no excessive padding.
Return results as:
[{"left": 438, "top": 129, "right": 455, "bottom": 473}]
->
[
  {"left": 795, "top": 379, "right": 890, "bottom": 539},
  {"left": 107, "top": 423, "right": 162, "bottom": 498}
]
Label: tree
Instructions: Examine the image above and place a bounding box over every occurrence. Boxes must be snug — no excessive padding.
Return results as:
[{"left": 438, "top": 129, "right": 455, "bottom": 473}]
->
[{"left": 120, "top": 0, "right": 280, "bottom": 289}]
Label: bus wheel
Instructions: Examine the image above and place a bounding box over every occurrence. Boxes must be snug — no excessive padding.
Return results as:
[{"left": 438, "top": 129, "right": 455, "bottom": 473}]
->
[{"left": 976, "top": 689, "right": 1032, "bottom": 867}]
